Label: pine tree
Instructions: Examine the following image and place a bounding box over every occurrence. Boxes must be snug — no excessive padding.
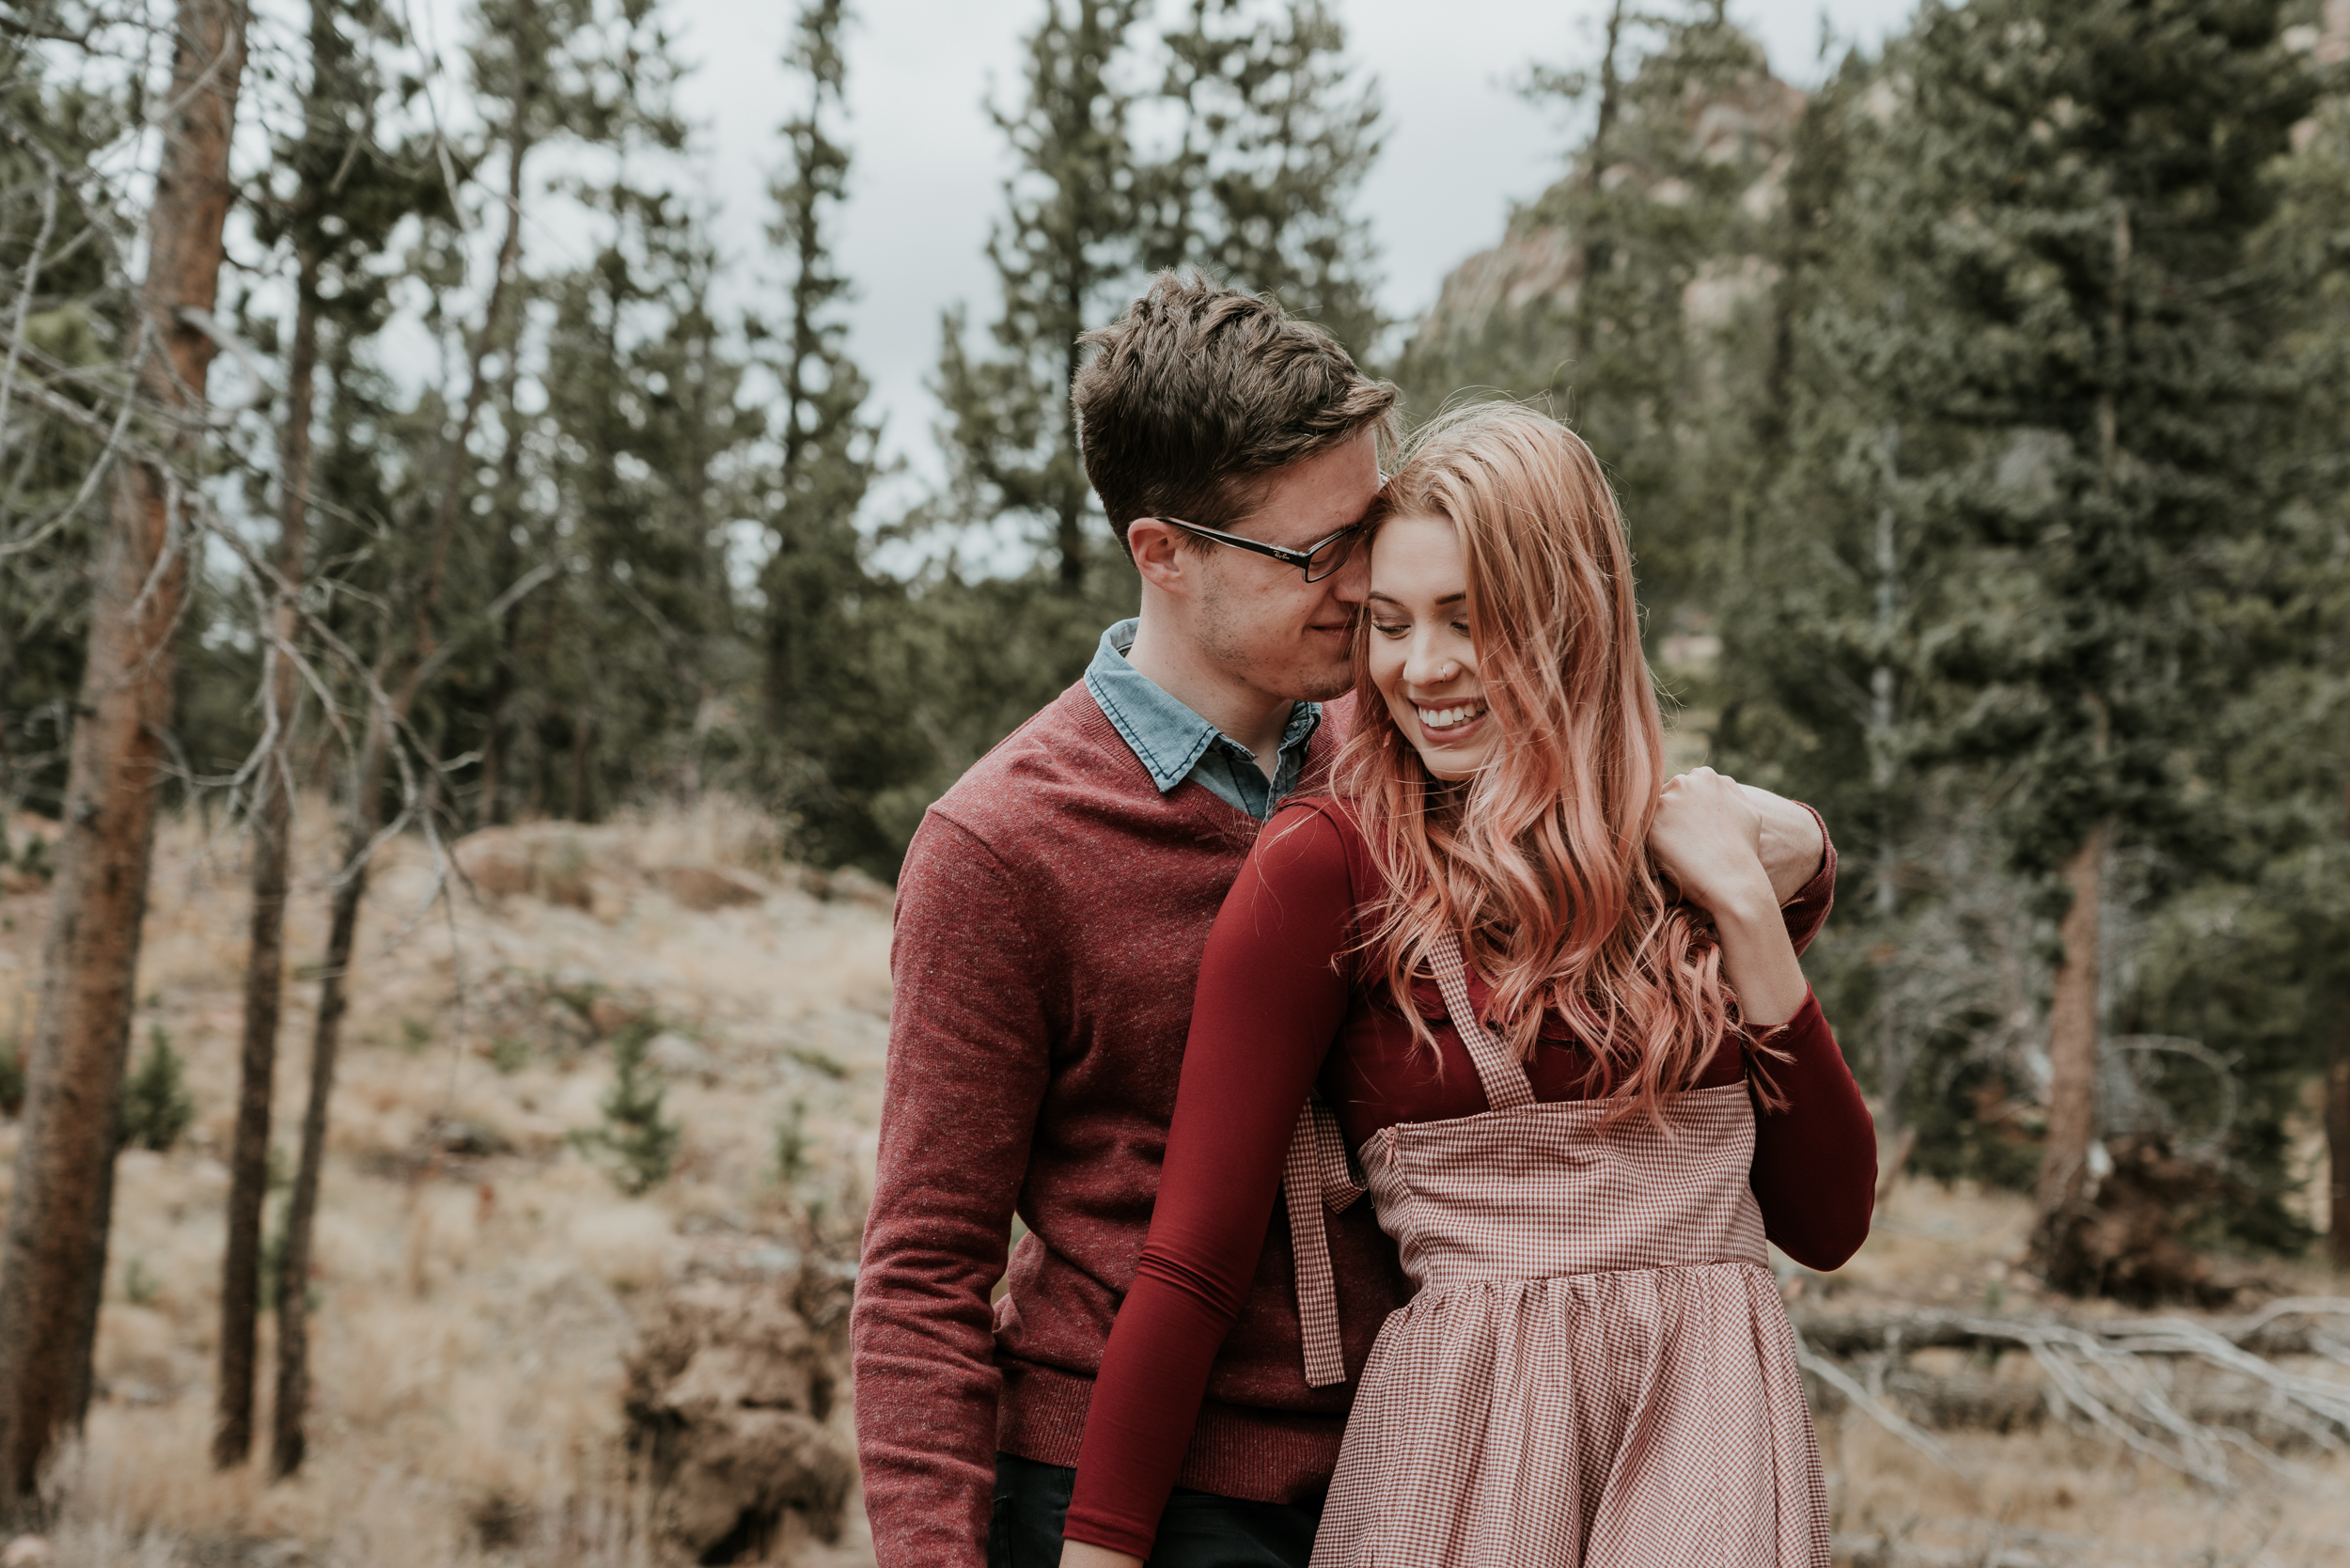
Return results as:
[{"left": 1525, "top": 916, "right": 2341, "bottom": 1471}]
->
[
  {"left": 0, "top": 0, "right": 250, "bottom": 1503},
  {"left": 1392, "top": 1, "right": 1795, "bottom": 615},
  {"left": 753, "top": 0, "right": 922, "bottom": 870},
  {"left": 2133, "top": 59, "right": 2350, "bottom": 1265},
  {"left": 530, "top": 181, "right": 747, "bottom": 819},
  {"left": 570, "top": 1023, "right": 682, "bottom": 1195},
  {"left": 1809, "top": 0, "right": 2323, "bottom": 1290},
  {"left": 118, "top": 1026, "right": 195, "bottom": 1154},
  {"left": 1146, "top": 0, "right": 1385, "bottom": 356},
  {"left": 935, "top": 0, "right": 1150, "bottom": 595},
  {"left": 216, "top": 0, "right": 439, "bottom": 1470},
  {"left": 0, "top": 33, "right": 135, "bottom": 823},
  {"left": 1714, "top": 49, "right": 1970, "bottom": 1140},
  {"left": 270, "top": 0, "right": 646, "bottom": 1476}
]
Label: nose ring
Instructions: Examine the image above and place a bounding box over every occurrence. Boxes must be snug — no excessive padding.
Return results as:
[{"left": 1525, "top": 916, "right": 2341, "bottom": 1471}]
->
[{"left": 1437, "top": 661, "right": 1458, "bottom": 682}]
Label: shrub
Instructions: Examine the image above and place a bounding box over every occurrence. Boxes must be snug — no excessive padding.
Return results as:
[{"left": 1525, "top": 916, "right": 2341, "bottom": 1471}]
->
[
  {"left": 775, "top": 1098, "right": 809, "bottom": 1185},
  {"left": 570, "top": 1022, "right": 681, "bottom": 1195},
  {"left": 13, "top": 832, "right": 52, "bottom": 883},
  {"left": 119, "top": 1025, "right": 196, "bottom": 1152}
]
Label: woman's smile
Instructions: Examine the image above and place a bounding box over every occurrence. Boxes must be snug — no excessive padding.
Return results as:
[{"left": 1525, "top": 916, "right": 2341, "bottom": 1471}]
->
[
  {"left": 1368, "top": 514, "right": 1497, "bottom": 781},
  {"left": 1415, "top": 700, "right": 1486, "bottom": 733}
]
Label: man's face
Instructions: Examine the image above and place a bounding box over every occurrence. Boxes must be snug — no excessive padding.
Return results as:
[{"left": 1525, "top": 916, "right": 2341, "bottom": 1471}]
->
[{"left": 1189, "top": 431, "right": 1381, "bottom": 705}]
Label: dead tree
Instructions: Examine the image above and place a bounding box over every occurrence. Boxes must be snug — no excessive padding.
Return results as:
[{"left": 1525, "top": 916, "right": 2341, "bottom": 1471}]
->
[
  {"left": 269, "top": 0, "right": 540, "bottom": 1474},
  {"left": 1794, "top": 1298, "right": 2350, "bottom": 1486},
  {"left": 213, "top": 17, "right": 331, "bottom": 1466},
  {"left": 0, "top": 0, "right": 250, "bottom": 1509}
]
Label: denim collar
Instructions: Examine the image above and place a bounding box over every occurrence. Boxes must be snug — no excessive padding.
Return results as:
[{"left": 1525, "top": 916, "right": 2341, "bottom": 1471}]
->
[{"left": 1084, "top": 619, "right": 1322, "bottom": 819}]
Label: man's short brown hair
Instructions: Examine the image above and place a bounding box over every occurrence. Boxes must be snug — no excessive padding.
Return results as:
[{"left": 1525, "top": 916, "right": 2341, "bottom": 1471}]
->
[{"left": 1073, "top": 273, "right": 1398, "bottom": 554}]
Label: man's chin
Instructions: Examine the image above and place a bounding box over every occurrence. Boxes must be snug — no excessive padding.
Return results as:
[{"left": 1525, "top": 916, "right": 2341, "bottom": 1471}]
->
[{"left": 1289, "top": 664, "right": 1356, "bottom": 704}]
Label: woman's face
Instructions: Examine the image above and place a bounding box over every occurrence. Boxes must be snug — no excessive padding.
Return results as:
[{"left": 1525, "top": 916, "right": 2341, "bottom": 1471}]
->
[{"left": 1367, "top": 514, "right": 1496, "bottom": 783}]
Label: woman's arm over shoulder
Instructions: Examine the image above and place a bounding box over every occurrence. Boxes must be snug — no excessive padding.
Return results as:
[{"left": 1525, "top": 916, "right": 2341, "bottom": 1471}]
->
[
  {"left": 1059, "top": 800, "right": 1360, "bottom": 1559},
  {"left": 1770, "top": 799, "right": 1837, "bottom": 955},
  {"left": 1748, "top": 995, "right": 1876, "bottom": 1272}
]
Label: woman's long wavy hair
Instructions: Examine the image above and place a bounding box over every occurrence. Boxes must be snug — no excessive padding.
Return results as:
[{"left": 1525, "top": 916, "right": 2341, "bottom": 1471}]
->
[{"left": 1337, "top": 404, "right": 1744, "bottom": 1122}]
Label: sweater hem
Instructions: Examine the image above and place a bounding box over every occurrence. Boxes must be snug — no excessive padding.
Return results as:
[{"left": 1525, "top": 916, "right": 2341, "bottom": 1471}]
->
[{"left": 1000, "top": 1361, "right": 1345, "bottom": 1506}]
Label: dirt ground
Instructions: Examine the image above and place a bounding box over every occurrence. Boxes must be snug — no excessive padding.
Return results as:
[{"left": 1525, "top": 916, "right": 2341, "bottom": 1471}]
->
[{"left": 1, "top": 802, "right": 2345, "bottom": 1566}]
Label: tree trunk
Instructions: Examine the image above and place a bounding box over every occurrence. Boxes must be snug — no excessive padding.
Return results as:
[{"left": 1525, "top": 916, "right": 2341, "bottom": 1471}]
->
[
  {"left": 215, "top": 244, "right": 320, "bottom": 1468},
  {"left": 267, "top": 788, "right": 369, "bottom": 1479},
  {"left": 567, "top": 710, "right": 596, "bottom": 821},
  {"left": 2328, "top": 988, "right": 2349, "bottom": 1272},
  {"left": 475, "top": 322, "right": 531, "bottom": 830},
  {"left": 2031, "top": 820, "right": 2108, "bottom": 1290},
  {"left": 1867, "top": 427, "right": 1903, "bottom": 1127},
  {"left": 0, "top": 0, "right": 248, "bottom": 1510},
  {"left": 1586, "top": 0, "right": 1627, "bottom": 194},
  {"left": 268, "top": 36, "right": 534, "bottom": 1474},
  {"left": 1056, "top": 330, "right": 1086, "bottom": 592},
  {"left": 2329, "top": 776, "right": 2350, "bottom": 1272}
]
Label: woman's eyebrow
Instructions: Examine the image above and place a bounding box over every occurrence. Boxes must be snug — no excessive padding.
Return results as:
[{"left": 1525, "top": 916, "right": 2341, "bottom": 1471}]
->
[{"left": 1365, "top": 590, "right": 1469, "bottom": 607}]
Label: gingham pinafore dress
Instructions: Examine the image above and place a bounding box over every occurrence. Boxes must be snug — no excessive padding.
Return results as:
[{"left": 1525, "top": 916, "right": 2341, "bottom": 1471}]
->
[{"left": 1280, "top": 935, "right": 1830, "bottom": 1568}]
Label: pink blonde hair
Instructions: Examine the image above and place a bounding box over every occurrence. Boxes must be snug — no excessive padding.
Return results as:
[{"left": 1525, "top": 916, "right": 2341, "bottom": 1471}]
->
[{"left": 1338, "top": 403, "right": 1750, "bottom": 1122}]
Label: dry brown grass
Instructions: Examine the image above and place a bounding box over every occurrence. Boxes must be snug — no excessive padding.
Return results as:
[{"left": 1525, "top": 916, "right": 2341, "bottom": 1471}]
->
[
  {"left": 1804, "top": 1181, "right": 2350, "bottom": 1565},
  {"left": 2, "top": 799, "right": 2345, "bottom": 1565},
  {"left": 0, "top": 799, "right": 888, "bottom": 1566}
]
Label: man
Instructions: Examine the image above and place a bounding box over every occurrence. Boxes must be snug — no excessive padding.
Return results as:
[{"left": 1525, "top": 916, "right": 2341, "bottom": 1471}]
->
[{"left": 852, "top": 274, "right": 1833, "bottom": 1568}]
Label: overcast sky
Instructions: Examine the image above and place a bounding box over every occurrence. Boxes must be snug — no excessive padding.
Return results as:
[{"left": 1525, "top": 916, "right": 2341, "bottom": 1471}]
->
[{"left": 400, "top": 0, "right": 1921, "bottom": 500}]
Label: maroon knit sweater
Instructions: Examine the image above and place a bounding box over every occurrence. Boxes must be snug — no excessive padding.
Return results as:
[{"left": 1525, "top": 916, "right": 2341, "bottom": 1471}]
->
[{"left": 852, "top": 682, "right": 1409, "bottom": 1568}]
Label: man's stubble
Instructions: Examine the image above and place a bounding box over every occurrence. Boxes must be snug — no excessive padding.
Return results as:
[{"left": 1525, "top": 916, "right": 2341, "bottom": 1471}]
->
[{"left": 1194, "top": 571, "right": 1355, "bottom": 709}]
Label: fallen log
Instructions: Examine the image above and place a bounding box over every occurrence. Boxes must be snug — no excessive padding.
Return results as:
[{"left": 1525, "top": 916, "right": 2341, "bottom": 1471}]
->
[
  {"left": 1793, "top": 1295, "right": 2350, "bottom": 1360},
  {"left": 1790, "top": 1296, "right": 2350, "bottom": 1487},
  {"left": 1806, "top": 1365, "right": 2342, "bottom": 1451}
]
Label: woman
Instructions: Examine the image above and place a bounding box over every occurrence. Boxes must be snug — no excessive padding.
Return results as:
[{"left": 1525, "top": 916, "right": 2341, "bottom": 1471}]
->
[{"left": 1058, "top": 405, "right": 1876, "bottom": 1567}]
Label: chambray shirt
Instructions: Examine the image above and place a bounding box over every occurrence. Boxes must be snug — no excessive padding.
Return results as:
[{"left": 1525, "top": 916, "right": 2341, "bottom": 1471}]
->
[{"left": 1084, "top": 619, "right": 1323, "bottom": 823}]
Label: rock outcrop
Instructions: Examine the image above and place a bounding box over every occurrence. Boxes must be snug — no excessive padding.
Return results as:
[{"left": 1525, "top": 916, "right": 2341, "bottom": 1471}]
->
[
  {"left": 1404, "top": 45, "right": 1806, "bottom": 379},
  {"left": 623, "top": 1277, "right": 854, "bottom": 1564}
]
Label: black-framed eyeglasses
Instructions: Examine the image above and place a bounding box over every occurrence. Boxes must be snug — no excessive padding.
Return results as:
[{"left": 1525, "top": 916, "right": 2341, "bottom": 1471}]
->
[{"left": 1156, "top": 516, "right": 1367, "bottom": 584}]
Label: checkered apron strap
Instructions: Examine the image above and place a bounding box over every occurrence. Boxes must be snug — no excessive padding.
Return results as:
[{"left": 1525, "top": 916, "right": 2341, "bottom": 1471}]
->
[
  {"left": 1282, "top": 1093, "right": 1364, "bottom": 1388},
  {"left": 1429, "top": 931, "right": 1536, "bottom": 1110}
]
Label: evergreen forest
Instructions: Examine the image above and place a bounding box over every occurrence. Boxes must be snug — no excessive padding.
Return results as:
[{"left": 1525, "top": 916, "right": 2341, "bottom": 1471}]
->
[{"left": 2, "top": 0, "right": 2349, "bottom": 1537}]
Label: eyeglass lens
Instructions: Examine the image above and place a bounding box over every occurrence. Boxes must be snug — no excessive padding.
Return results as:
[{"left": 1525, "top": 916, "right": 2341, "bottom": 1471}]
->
[{"left": 1304, "top": 528, "right": 1360, "bottom": 583}]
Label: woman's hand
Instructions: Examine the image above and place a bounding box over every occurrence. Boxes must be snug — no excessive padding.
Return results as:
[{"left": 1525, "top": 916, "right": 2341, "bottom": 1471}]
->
[
  {"left": 1648, "top": 767, "right": 1774, "bottom": 922},
  {"left": 1648, "top": 768, "right": 1809, "bottom": 1027},
  {"left": 1059, "top": 1544, "right": 1145, "bottom": 1568}
]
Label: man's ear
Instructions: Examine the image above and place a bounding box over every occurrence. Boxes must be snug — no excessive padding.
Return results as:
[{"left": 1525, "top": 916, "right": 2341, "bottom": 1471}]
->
[{"left": 1126, "top": 518, "right": 1194, "bottom": 595}]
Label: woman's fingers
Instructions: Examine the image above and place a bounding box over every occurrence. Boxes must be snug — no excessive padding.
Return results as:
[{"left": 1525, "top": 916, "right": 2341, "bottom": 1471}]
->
[{"left": 1649, "top": 768, "right": 1771, "bottom": 914}]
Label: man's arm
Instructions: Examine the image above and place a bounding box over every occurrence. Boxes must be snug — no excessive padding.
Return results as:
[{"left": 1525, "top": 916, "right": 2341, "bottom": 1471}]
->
[
  {"left": 1743, "top": 784, "right": 1828, "bottom": 906},
  {"left": 854, "top": 813, "right": 1054, "bottom": 1568}
]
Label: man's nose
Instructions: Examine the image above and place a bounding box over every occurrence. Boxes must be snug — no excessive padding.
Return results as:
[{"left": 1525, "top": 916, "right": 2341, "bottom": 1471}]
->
[{"left": 1325, "top": 546, "right": 1371, "bottom": 606}]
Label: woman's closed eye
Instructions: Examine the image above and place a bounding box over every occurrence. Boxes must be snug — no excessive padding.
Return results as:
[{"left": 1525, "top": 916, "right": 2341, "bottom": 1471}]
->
[{"left": 1370, "top": 619, "right": 1410, "bottom": 637}]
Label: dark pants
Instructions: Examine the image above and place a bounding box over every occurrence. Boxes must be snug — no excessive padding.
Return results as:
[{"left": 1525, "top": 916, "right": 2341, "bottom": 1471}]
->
[{"left": 988, "top": 1452, "right": 1323, "bottom": 1568}]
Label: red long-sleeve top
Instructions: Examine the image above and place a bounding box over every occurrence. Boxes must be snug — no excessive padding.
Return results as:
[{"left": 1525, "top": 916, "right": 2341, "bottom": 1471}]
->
[{"left": 1064, "top": 799, "right": 1875, "bottom": 1559}]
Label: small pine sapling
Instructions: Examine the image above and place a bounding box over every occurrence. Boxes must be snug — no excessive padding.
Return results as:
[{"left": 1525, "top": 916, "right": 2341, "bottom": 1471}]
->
[
  {"left": 120, "top": 1024, "right": 196, "bottom": 1152},
  {"left": 775, "top": 1097, "right": 810, "bottom": 1185},
  {"left": 571, "top": 1021, "right": 682, "bottom": 1195}
]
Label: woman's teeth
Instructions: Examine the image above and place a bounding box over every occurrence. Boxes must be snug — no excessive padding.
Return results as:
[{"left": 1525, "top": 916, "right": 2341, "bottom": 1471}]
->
[{"left": 1418, "top": 702, "right": 1486, "bottom": 732}]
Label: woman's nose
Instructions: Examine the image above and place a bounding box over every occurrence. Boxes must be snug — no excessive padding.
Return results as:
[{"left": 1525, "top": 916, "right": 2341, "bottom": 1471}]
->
[{"left": 1402, "top": 633, "right": 1449, "bottom": 687}]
